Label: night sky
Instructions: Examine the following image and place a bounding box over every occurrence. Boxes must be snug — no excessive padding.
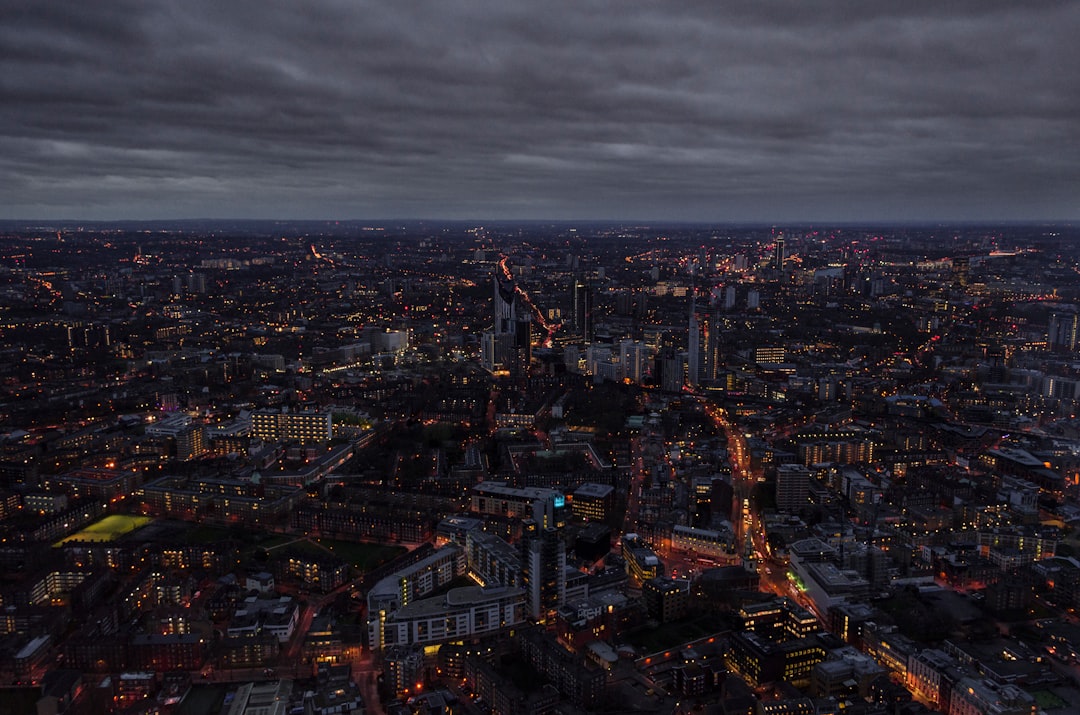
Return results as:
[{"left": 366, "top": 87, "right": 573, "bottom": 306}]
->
[{"left": 2, "top": 1, "right": 1078, "bottom": 222}]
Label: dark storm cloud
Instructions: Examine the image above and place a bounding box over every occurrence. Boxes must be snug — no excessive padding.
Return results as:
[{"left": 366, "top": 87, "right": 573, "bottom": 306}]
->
[{"left": 1, "top": 0, "right": 1077, "bottom": 220}]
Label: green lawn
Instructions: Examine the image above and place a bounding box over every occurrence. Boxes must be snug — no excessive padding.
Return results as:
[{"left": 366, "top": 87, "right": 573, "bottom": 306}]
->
[
  {"left": 54, "top": 514, "right": 153, "bottom": 545},
  {"left": 1031, "top": 690, "right": 1068, "bottom": 710}
]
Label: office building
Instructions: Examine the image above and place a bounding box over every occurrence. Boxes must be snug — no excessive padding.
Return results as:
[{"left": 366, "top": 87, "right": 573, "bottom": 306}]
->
[
  {"left": 470, "top": 482, "right": 567, "bottom": 530},
  {"left": 642, "top": 577, "right": 690, "bottom": 622},
  {"left": 725, "top": 631, "right": 825, "bottom": 688},
  {"left": 571, "top": 482, "right": 615, "bottom": 523},
  {"left": 670, "top": 524, "right": 737, "bottom": 562},
  {"left": 622, "top": 534, "right": 663, "bottom": 585}
]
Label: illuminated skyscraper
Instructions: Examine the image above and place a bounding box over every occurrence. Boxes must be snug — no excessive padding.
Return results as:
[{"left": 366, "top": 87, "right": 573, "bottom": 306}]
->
[
  {"left": 774, "top": 236, "right": 785, "bottom": 270},
  {"left": 494, "top": 272, "right": 518, "bottom": 335},
  {"left": 688, "top": 299, "right": 721, "bottom": 388},
  {"left": 688, "top": 309, "right": 703, "bottom": 387},
  {"left": 483, "top": 272, "right": 532, "bottom": 374}
]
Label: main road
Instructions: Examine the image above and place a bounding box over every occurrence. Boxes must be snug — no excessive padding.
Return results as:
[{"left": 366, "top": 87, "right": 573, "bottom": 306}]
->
[{"left": 701, "top": 400, "right": 758, "bottom": 558}]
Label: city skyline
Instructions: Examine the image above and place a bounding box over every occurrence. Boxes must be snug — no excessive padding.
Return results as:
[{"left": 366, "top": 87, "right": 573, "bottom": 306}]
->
[
  {"left": 2, "top": 1, "right": 1079, "bottom": 223},
  {"left": 1, "top": 222, "right": 1080, "bottom": 711}
]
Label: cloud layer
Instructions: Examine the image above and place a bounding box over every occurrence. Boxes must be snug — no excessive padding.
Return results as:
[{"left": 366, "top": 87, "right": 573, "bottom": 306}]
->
[{"left": 2, "top": 1, "right": 1078, "bottom": 221}]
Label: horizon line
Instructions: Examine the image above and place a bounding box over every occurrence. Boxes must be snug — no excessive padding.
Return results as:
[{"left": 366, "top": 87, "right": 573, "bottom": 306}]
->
[{"left": 1, "top": 217, "right": 1077, "bottom": 228}]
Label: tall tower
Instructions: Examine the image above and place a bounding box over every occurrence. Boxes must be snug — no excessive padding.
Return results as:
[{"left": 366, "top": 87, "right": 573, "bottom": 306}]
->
[
  {"left": 484, "top": 271, "right": 532, "bottom": 374},
  {"left": 688, "top": 305, "right": 702, "bottom": 388},
  {"left": 573, "top": 280, "right": 593, "bottom": 343},
  {"left": 620, "top": 339, "right": 648, "bottom": 384},
  {"left": 688, "top": 299, "right": 721, "bottom": 388},
  {"left": 495, "top": 273, "right": 518, "bottom": 335},
  {"left": 521, "top": 519, "right": 566, "bottom": 623},
  {"left": 656, "top": 348, "right": 685, "bottom": 393},
  {"left": 774, "top": 236, "right": 785, "bottom": 270},
  {"left": 510, "top": 314, "right": 532, "bottom": 377}
]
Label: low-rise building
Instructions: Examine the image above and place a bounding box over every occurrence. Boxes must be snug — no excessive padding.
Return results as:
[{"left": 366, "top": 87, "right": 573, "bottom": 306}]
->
[{"left": 370, "top": 584, "right": 526, "bottom": 651}]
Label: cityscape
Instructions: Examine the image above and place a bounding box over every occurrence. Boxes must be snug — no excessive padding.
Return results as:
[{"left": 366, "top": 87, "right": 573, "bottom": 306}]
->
[{"left": 0, "top": 220, "right": 1079, "bottom": 715}]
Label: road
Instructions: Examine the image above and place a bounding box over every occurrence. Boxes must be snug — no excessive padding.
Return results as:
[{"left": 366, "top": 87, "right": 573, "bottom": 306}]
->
[{"left": 702, "top": 401, "right": 757, "bottom": 555}]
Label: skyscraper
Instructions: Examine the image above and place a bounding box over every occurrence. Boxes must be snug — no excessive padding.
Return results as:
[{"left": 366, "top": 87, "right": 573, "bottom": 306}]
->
[
  {"left": 688, "top": 308, "right": 702, "bottom": 388},
  {"left": 495, "top": 272, "right": 518, "bottom": 334},
  {"left": 619, "top": 339, "right": 649, "bottom": 384},
  {"left": 688, "top": 299, "right": 721, "bottom": 388},
  {"left": 656, "top": 348, "right": 685, "bottom": 393},
  {"left": 573, "top": 280, "right": 593, "bottom": 343},
  {"left": 521, "top": 519, "right": 566, "bottom": 622},
  {"left": 774, "top": 236, "right": 785, "bottom": 270},
  {"left": 483, "top": 271, "right": 532, "bottom": 374}
]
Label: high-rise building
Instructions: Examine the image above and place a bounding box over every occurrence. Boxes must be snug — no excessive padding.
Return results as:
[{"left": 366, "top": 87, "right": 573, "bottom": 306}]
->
[
  {"left": 521, "top": 519, "right": 566, "bottom": 622},
  {"left": 774, "top": 236, "right": 786, "bottom": 270},
  {"left": 776, "top": 465, "right": 811, "bottom": 515},
  {"left": 688, "top": 309, "right": 702, "bottom": 387},
  {"left": 1048, "top": 312, "right": 1078, "bottom": 352},
  {"left": 656, "top": 348, "right": 685, "bottom": 394},
  {"left": 483, "top": 272, "right": 532, "bottom": 374},
  {"left": 619, "top": 339, "right": 649, "bottom": 384},
  {"left": 572, "top": 281, "right": 593, "bottom": 343},
  {"left": 175, "top": 425, "right": 206, "bottom": 461},
  {"left": 951, "top": 256, "right": 970, "bottom": 288},
  {"left": 723, "top": 284, "right": 737, "bottom": 310},
  {"left": 688, "top": 301, "right": 721, "bottom": 388},
  {"left": 495, "top": 272, "right": 518, "bottom": 334}
]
